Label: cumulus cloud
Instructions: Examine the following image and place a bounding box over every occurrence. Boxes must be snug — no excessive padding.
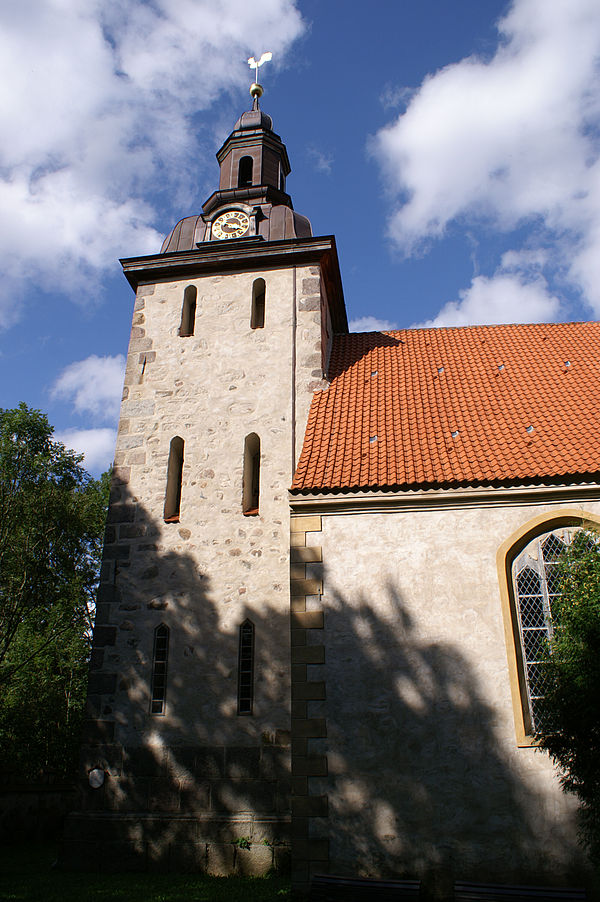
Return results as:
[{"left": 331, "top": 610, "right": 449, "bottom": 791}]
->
[
  {"left": 57, "top": 427, "right": 116, "bottom": 475},
  {"left": 414, "top": 272, "right": 560, "bottom": 329},
  {"left": 372, "top": 0, "right": 600, "bottom": 317},
  {"left": 51, "top": 354, "right": 126, "bottom": 421},
  {"left": 350, "top": 315, "right": 399, "bottom": 332},
  {"left": 0, "top": 0, "right": 305, "bottom": 326}
]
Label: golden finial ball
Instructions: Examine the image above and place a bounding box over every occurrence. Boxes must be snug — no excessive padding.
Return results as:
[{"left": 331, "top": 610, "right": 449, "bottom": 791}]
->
[{"left": 250, "top": 82, "right": 263, "bottom": 99}]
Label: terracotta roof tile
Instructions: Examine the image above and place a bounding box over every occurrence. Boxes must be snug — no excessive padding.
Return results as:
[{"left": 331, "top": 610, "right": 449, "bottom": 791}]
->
[{"left": 291, "top": 321, "right": 600, "bottom": 493}]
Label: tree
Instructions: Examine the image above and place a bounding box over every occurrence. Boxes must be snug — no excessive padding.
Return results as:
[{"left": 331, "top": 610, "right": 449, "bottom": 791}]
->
[
  {"left": 0, "top": 404, "right": 109, "bottom": 780},
  {"left": 537, "top": 529, "right": 600, "bottom": 865}
]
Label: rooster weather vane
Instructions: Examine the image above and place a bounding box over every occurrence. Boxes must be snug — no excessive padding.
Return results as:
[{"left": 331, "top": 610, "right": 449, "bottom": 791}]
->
[{"left": 247, "top": 51, "right": 272, "bottom": 101}]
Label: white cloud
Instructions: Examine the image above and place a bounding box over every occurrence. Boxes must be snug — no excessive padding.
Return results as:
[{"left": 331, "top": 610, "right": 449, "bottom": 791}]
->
[
  {"left": 372, "top": 0, "right": 600, "bottom": 317},
  {"left": 0, "top": 0, "right": 305, "bottom": 327},
  {"left": 415, "top": 272, "right": 560, "bottom": 329},
  {"left": 51, "top": 354, "right": 126, "bottom": 421},
  {"left": 350, "top": 315, "right": 399, "bottom": 332},
  {"left": 307, "top": 146, "right": 334, "bottom": 175},
  {"left": 57, "top": 427, "right": 116, "bottom": 474}
]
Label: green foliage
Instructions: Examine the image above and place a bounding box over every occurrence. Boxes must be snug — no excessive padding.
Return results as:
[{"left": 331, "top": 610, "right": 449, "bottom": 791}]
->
[
  {"left": 0, "top": 404, "right": 110, "bottom": 781},
  {"left": 537, "top": 529, "right": 600, "bottom": 864}
]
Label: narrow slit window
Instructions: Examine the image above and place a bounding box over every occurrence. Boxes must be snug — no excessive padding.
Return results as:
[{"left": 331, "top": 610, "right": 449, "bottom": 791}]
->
[
  {"left": 237, "top": 619, "right": 255, "bottom": 715},
  {"left": 179, "top": 285, "right": 197, "bottom": 337},
  {"left": 242, "top": 433, "right": 260, "bottom": 515},
  {"left": 251, "top": 278, "right": 265, "bottom": 329},
  {"left": 164, "top": 436, "right": 184, "bottom": 522},
  {"left": 238, "top": 156, "right": 253, "bottom": 188},
  {"left": 151, "top": 624, "right": 169, "bottom": 714}
]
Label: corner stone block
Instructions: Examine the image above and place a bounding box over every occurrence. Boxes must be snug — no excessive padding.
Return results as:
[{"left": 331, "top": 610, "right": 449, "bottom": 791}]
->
[
  {"left": 290, "top": 579, "right": 322, "bottom": 596},
  {"left": 92, "top": 625, "right": 117, "bottom": 647},
  {"left": 291, "top": 611, "right": 324, "bottom": 629},
  {"left": 291, "top": 795, "right": 328, "bottom": 817},
  {"left": 292, "top": 756, "right": 328, "bottom": 777},
  {"left": 291, "top": 646, "right": 325, "bottom": 665},
  {"left": 290, "top": 546, "right": 322, "bottom": 563},
  {"left": 290, "top": 516, "right": 322, "bottom": 533}
]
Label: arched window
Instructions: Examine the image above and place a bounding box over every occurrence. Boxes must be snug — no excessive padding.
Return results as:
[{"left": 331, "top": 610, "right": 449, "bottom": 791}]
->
[
  {"left": 242, "top": 433, "right": 260, "bottom": 515},
  {"left": 238, "top": 156, "right": 253, "bottom": 188},
  {"left": 251, "top": 278, "right": 265, "bottom": 329},
  {"left": 150, "top": 624, "right": 169, "bottom": 714},
  {"left": 164, "top": 436, "right": 184, "bottom": 522},
  {"left": 512, "top": 528, "right": 575, "bottom": 733},
  {"left": 179, "top": 285, "right": 197, "bottom": 337},
  {"left": 237, "top": 619, "right": 255, "bottom": 715}
]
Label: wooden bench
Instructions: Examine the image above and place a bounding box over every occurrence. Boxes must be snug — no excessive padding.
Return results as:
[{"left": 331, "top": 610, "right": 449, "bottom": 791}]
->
[
  {"left": 454, "top": 881, "right": 586, "bottom": 901},
  {"left": 309, "top": 873, "right": 421, "bottom": 900}
]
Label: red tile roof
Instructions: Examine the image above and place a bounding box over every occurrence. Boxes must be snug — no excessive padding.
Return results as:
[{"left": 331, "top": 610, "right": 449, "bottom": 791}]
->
[{"left": 291, "top": 321, "right": 600, "bottom": 493}]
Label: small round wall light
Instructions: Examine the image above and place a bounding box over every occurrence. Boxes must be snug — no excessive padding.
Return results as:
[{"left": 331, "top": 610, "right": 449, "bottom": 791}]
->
[{"left": 88, "top": 767, "right": 105, "bottom": 789}]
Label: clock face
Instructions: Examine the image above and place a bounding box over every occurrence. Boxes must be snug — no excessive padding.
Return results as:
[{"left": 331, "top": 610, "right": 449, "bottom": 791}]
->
[{"left": 212, "top": 210, "right": 250, "bottom": 240}]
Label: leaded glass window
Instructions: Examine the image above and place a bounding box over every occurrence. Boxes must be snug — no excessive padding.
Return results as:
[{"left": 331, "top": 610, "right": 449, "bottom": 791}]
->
[
  {"left": 151, "top": 624, "right": 169, "bottom": 715},
  {"left": 512, "top": 528, "right": 573, "bottom": 732},
  {"left": 237, "top": 619, "right": 255, "bottom": 715}
]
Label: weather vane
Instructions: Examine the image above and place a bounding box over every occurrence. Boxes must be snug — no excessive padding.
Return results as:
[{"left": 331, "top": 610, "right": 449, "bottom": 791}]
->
[{"left": 247, "top": 51, "right": 272, "bottom": 102}]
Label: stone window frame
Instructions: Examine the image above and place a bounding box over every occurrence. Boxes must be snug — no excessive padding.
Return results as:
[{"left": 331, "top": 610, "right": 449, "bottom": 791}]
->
[
  {"left": 242, "top": 433, "right": 260, "bottom": 516},
  {"left": 251, "top": 278, "right": 266, "bottom": 330},
  {"left": 179, "top": 285, "right": 197, "bottom": 337},
  {"left": 496, "top": 508, "right": 600, "bottom": 746},
  {"left": 164, "top": 436, "right": 184, "bottom": 522}
]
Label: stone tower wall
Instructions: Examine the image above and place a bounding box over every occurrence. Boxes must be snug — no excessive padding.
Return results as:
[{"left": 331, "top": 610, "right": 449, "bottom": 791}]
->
[{"left": 70, "top": 256, "right": 333, "bottom": 871}]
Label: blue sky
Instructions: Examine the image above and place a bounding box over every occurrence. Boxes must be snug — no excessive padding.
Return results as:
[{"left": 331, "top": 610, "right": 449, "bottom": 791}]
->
[{"left": 1, "top": 0, "right": 599, "bottom": 474}]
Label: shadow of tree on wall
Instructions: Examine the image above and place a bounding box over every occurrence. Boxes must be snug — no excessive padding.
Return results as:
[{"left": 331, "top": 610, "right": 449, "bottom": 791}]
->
[
  {"left": 63, "top": 476, "right": 292, "bottom": 876},
  {"left": 304, "top": 575, "right": 586, "bottom": 898},
  {"left": 63, "top": 475, "right": 588, "bottom": 893}
]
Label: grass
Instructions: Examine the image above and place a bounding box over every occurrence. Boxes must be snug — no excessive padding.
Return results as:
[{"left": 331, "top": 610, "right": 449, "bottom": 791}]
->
[{"left": 0, "top": 844, "right": 291, "bottom": 901}]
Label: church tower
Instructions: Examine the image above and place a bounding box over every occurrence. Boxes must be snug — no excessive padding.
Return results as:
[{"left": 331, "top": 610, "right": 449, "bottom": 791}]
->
[{"left": 66, "top": 82, "right": 347, "bottom": 873}]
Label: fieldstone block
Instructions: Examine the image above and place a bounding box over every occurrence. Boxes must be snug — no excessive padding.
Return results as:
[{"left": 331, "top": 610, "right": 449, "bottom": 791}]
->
[
  {"left": 87, "top": 672, "right": 117, "bottom": 695},
  {"left": 107, "top": 504, "right": 135, "bottom": 524},
  {"left": 225, "top": 747, "right": 260, "bottom": 779},
  {"left": 207, "top": 842, "right": 235, "bottom": 875},
  {"left": 195, "top": 747, "right": 225, "bottom": 779},
  {"left": 168, "top": 841, "right": 207, "bottom": 873},
  {"left": 81, "top": 718, "right": 115, "bottom": 743},
  {"left": 235, "top": 844, "right": 273, "bottom": 876},
  {"left": 92, "top": 625, "right": 117, "bottom": 647},
  {"left": 179, "top": 782, "right": 211, "bottom": 811}
]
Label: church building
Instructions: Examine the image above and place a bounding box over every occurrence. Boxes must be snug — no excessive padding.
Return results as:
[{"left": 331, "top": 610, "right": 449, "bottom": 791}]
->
[{"left": 65, "top": 83, "right": 600, "bottom": 898}]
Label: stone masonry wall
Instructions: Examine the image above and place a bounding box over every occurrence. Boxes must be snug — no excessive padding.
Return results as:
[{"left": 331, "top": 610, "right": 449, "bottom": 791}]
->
[
  {"left": 303, "top": 498, "right": 600, "bottom": 898},
  {"left": 76, "top": 259, "right": 332, "bottom": 871}
]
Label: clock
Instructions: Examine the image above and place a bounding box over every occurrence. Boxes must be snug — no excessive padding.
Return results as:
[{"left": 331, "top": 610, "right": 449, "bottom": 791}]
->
[{"left": 212, "top": 210, "right": 250, "bottom": 240}]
